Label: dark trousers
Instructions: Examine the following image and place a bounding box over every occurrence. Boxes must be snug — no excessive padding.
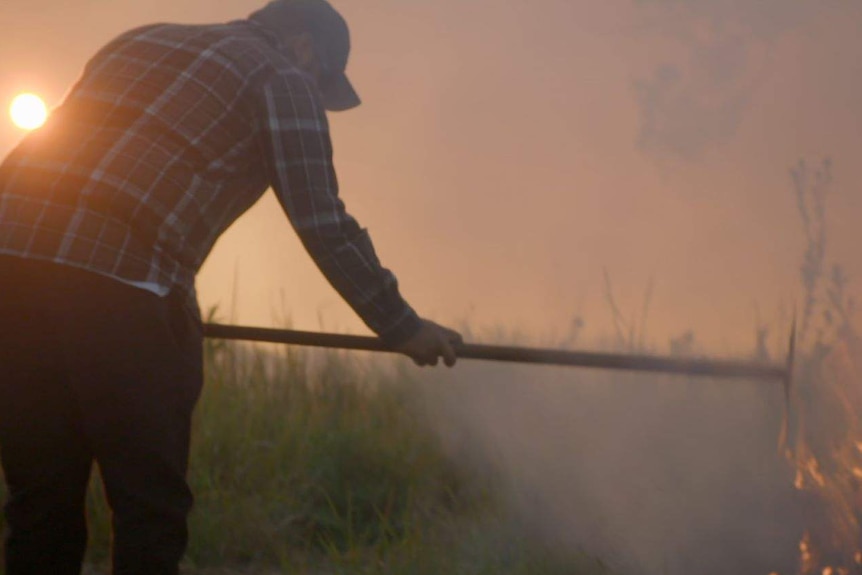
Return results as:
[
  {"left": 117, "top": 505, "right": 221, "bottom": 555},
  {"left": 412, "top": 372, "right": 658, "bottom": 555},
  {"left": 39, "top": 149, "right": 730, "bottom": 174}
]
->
[{"left": 0, "top": 255, "right": 203, "bottom": 575}]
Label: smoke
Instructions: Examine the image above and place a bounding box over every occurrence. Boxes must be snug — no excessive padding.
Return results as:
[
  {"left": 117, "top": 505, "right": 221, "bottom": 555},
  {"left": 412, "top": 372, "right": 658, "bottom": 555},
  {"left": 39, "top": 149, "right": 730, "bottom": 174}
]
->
[
  {"left": 416, "top": 354, "right": 806, "bottom": 574},
  {"left": 410, "top": 158, "right": 861, "bottom": 574},
  {"left": 631, "top": 0, "right": 834, "bottom": 162}
]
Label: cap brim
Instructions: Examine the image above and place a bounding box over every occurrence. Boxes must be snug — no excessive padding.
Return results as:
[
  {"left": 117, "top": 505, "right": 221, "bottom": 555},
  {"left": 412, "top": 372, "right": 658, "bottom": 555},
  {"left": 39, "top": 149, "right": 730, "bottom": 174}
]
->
[{"left": 321, "top": 73, "right": 361, "bottom": 112}]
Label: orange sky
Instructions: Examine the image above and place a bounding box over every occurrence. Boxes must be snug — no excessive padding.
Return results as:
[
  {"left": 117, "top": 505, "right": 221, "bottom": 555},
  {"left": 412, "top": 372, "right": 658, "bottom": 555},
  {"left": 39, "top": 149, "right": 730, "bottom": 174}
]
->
[{"left": 2, "top": 0, "right": 860, "bottom": 354}]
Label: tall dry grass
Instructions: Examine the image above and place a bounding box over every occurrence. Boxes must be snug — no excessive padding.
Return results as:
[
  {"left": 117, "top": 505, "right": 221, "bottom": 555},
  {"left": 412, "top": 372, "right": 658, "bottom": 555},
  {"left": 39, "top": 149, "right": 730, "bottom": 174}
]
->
[{"left": 0, "top": 323, "right": 609, "bottom": 574}]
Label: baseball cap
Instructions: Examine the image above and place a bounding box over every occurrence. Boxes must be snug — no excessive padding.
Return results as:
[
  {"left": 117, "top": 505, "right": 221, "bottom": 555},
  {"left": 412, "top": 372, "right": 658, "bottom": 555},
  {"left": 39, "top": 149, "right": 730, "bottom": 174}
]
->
[{"left": 249, "top": 0, "right": 361, "bottom": 111}]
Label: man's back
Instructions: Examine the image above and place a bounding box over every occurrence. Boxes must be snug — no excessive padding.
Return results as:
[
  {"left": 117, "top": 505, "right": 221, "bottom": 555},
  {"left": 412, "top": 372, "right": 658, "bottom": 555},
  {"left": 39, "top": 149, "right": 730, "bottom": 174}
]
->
[{"left": 0, "top": 21, "right": 295, "bottom": 297}]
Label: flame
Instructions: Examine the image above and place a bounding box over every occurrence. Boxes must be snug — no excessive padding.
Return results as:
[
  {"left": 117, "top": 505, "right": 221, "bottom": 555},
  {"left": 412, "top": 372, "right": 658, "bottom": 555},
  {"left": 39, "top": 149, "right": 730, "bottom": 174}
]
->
[
  {"left": 799, "top": 532, "right": 817, "bottom": 574},
  {"left": 784, "top": 335, "right": 862, "bottom": 575}
]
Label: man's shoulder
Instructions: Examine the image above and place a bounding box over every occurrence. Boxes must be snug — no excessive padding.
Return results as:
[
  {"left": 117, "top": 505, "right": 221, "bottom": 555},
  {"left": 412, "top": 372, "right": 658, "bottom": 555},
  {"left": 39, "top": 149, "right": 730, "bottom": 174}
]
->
[
  {"left": 106, "top": 21, "right": 258, "bottom": 50},
  {"left": 95, "top": 21, "right": 277, "bottom": 60},
  {"left": 88, "top": 20, "right": 287, "bottom": 80},
  {"left": 81, "top": 19, "right": 319, "bottom": 113}
]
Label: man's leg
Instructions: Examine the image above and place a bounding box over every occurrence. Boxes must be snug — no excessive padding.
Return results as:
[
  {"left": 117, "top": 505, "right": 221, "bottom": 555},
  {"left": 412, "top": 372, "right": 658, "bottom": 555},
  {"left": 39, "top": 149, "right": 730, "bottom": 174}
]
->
[
  {"left": 0, "top": 378, "right": 93, "bottom": 575},
  {"left": 58, "top": 269, "right": 203, "bottom": 575},
  {"left": 0, "top": 256, "right": 93, "bottom": 575}
]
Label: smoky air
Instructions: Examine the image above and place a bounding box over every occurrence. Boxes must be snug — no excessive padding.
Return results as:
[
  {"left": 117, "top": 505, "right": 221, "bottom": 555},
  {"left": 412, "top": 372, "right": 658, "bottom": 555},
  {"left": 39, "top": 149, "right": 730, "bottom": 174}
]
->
[{"left": 0, "top": 1, "right": 859, "bottom": 574}]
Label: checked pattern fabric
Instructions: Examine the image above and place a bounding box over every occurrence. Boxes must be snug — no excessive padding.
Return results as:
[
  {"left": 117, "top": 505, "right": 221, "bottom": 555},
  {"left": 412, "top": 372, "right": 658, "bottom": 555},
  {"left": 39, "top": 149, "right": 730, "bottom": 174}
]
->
[{"left": 0, "top": 20, "right": 420, "bottom": 343}]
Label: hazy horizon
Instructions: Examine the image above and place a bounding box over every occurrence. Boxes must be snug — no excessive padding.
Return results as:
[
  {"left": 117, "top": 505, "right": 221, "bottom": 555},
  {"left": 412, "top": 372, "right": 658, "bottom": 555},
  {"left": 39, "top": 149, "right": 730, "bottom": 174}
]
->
[{"left": 1, "top": 0, "right": 859, "bottom": 352}]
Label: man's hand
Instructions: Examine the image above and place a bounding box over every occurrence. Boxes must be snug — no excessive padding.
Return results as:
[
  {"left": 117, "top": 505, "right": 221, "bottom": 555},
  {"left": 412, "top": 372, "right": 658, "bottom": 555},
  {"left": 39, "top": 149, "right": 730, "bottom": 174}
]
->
[{"left": 395, "top": 319, "right": 463, "bottom": 367}]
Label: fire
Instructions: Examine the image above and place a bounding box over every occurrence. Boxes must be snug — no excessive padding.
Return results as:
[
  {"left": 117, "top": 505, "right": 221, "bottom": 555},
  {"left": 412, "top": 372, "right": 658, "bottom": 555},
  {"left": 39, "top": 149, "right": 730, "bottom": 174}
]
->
[
  {"left": 772, "top": 159, "right": 862, "bottom": 575},
  {"left": 782, "top": 336, "right": 862, "bottom": 575}
]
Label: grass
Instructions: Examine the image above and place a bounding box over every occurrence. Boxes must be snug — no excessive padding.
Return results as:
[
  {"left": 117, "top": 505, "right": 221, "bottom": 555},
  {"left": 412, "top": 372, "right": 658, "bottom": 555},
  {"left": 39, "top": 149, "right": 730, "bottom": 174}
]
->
[{"left": 0, "top": 332, "right": 609, "bottom": 575}]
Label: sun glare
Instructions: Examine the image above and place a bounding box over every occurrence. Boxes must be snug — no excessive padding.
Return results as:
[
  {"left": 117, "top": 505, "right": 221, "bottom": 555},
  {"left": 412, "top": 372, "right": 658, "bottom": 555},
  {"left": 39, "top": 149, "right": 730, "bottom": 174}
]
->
[{"left": 10, "top": 93, "right": 48, "bottom": 131}]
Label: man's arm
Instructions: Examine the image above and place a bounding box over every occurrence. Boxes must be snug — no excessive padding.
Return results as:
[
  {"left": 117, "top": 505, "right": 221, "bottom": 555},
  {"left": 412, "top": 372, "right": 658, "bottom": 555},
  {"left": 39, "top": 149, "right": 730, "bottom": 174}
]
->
[{"left": 256, "top": 71, "right": 461, "bottom": 359}]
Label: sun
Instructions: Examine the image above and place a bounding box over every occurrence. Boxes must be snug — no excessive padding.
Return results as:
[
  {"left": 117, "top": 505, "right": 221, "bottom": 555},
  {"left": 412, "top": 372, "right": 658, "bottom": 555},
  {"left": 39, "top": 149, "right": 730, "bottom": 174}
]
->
[{"left": 10, "top": 93, "right": 48, "bottom": 131}]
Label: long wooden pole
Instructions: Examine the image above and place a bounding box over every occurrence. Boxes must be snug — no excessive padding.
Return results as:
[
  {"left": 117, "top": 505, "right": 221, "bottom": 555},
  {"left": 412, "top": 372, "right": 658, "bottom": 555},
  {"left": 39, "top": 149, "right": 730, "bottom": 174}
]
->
[{"left": 203, "top": 323, "right": 794, "bottom": 384}]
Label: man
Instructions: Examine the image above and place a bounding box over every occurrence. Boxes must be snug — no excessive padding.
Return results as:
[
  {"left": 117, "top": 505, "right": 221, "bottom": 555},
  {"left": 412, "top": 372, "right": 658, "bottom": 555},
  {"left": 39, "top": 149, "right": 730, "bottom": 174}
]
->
[{"left": 0, "top": 1, "right": 462, "bottom": 573}]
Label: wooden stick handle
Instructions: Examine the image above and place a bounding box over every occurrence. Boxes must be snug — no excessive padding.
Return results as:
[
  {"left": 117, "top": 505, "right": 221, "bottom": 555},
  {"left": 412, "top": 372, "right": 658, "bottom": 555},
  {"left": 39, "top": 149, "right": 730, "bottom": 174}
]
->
[{"left": 203, "top": 323, "right": 789, "bottom": 382}]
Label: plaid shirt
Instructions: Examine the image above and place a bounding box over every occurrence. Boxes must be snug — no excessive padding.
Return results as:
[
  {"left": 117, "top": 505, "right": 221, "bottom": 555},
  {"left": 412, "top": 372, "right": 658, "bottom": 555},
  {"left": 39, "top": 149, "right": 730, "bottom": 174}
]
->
[{"left": 0, "top": 20, "right": 421, "bottom": 344}]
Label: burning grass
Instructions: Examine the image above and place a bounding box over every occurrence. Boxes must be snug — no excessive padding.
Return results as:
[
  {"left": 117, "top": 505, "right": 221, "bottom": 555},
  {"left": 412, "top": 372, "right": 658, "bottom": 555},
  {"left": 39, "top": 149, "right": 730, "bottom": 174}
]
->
[{"left": 778, "top": 159, "right": 862, "bottom": 574}]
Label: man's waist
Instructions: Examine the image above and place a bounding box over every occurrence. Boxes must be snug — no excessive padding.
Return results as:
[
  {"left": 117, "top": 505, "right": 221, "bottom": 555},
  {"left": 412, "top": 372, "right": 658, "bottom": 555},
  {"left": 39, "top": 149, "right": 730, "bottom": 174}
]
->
[{"left": 0, "top": 250, "right": 201, "bottom": 323}]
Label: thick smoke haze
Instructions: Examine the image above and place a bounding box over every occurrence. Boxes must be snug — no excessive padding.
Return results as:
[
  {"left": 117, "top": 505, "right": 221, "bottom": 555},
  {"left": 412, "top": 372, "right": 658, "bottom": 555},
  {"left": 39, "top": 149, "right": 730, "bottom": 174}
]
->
[
  {"left": 1, "top": 0, "right": 860, "bottom": 353},
  {"left": 1, "top": 3, "right": 861, "bottom": 571},
  {"left": 632, "top": 0, "right": 847, "bottom": 161},
  {"left": 415, "top": 361, "right": 801, "bottom": 574}
]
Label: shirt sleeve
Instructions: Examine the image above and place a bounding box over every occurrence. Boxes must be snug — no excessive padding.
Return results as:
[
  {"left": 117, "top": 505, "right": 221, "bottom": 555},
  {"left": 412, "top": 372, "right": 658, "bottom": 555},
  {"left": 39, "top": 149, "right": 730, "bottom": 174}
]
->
[{"left": 256, "top": 70, "right": 422, "bottom": 345}]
